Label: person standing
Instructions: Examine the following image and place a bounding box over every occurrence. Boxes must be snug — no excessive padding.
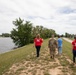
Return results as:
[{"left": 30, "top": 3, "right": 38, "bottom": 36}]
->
[
  {"left": 34, "top": 34, "right": 43, "bottom": 57},
  {"left": 57, "top": 35, "right": 63, "bottom": 55},
  {"left": 72, "top": 35, "right": 76, "bottom": 65},
  {"left": 48, "top": 35, "right": 58, "bottom": 59}
]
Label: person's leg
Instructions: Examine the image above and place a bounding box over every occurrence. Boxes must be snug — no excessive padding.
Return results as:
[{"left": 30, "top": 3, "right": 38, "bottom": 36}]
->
[
  {"left": 53, "top": 52, "right": 54, "bottom": 59},
  {"left": 60, "top": 47, "right": 62, "bottom": 54},
  {"left": 58, "top": 47, "right": 60, "bottom": 55},
  {"left": 58, "top": 47, "right": 62, "bottom": 55},
  {"left": 49, "top": 49, "right": 51, "bottom": 56},
  {"left": 73, "top": 50, "right": 75, "bottom": 63},
  {"left": 36, "top": 46, "right": 38, "bottom": 57},
  {"left": 37, "top": 46, "right": 41, "bottom": 57},
  {"left": 74, "top": 50, "right": 76, "bottom": 63},
  {"left": 53, "top": 49, "right": 55, "bottom": 59},
  {"left": 50, "top": 50, "right": 55, "bottom": 59},
  {"left": 36, "top": 46, "right": 41, "bottom": 57},
  {"left": 49, "top": 49, "right": 53, "bottom": 58}
]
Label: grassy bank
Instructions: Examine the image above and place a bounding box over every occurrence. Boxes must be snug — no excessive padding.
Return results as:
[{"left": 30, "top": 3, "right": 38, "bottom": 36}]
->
[
  {"left": 0, "top": 38, "right": 73, "bottom": 75},
  {"left": 0, "top": 44, "right": 35, "bottom": 75},
  {"left": 0, "top": 39, "right": 48, "bottom": 75},
  {"left": 62, "top": 39, "right": 76, "bottom": 74},
  {"left": 62, "top": 39, "right": 72, "bottom": 60}
]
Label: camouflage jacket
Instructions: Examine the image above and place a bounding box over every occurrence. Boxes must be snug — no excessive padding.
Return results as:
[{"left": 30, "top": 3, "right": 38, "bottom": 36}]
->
[{"left": 48, "top": 38, "right": 58, "bottom": 48}]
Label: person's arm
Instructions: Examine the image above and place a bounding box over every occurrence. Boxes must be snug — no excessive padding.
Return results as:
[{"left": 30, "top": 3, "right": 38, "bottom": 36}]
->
[
  {"left": 33, "top": 38, "right": 36, "bottom": 47},
  {"left": 55, "top": 40, "right": 58, "bottom": 48},
  {"left": 55, "top": 40, "right": 58, "bottom": 52},
  {"left": 42, "top": 38, "right": 43, "bottom": 42},
  {"left": 72, "top": 41, "right": 75, "bottom": 49},
  {"left": 40, "top": 38, "right": 43, "bottom": 43},
  {"left": 48, "top": 39, "right": 50, "bottom": 48},
  {"left": 72, "top": 41, "right": 74, "bottom": 45}
]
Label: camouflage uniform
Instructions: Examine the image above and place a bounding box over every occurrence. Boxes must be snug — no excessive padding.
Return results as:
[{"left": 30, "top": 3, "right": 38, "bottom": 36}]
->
[{"left": 48, "top": 38, "right": 58, "bottom": 59}]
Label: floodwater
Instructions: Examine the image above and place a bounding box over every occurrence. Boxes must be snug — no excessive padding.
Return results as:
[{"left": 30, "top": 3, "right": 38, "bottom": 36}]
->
[{"left": 0, "top": 37, "right": 16, "bottom": 54}]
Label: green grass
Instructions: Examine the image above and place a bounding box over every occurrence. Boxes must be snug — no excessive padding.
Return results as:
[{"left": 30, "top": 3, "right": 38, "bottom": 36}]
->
[
  {"left": 0, "top": 38, "right": 74, "bottom": 75},
  {"left": 61, "top": 39, "right": 76, "bottom": 74},
  {"left": 68, "top": 38, "right": 74, "bottom": 40},
  {"left": 62, "top": 39, "right": 72, "bottom": 60},
  {"left": 0, "top": 44, "right": 35, "bottom": 75},
  {"left": 0, "top": 39, "right": 48, "bottom": 75}
]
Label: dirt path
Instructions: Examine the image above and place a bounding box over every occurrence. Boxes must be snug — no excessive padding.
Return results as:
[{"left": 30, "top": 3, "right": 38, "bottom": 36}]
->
[
  {"left": 63, "top": 38, "right": 72, "bottom": 43},
  {"left": 3, "top": 44, "right": 75, "bottom": 75}
]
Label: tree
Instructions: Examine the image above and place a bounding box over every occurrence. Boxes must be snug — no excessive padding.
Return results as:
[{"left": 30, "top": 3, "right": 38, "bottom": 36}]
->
[
  {"left": 11, "top": 18, "right": 57, "bottom": 47},
  {"left": 65, "top": 32, "right": 74, "bottom": 38},
  {"left": 32, "top": 25, "right": 56, "bottom": 39},
  {"left": 2, "top": 33, "right": 10, "bottom": 37},
  {"left": 11, "top": 18, "right": 33, "bottom": 47}
]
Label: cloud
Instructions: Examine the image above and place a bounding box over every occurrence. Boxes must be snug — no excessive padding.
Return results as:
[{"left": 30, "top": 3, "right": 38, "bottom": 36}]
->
[
  {"left": 58, "top": 7, "right": 76, "bottom": 14},
  {"left": 0, "top": 0, "right": 76, "bottom": 35}
]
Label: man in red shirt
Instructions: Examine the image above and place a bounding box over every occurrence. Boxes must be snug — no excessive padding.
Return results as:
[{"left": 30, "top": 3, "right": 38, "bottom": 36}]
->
[
  {"left": 34, "top": 34, "right": 43, "bottom": 57},
  {"left": 72, "top": 35, "right": 76, "bottom": 65}
]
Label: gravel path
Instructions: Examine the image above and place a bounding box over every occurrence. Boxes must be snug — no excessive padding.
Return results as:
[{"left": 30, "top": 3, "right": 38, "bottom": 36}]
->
[{"left": 63, "top": 38, "right": 72, "bottom": 43}]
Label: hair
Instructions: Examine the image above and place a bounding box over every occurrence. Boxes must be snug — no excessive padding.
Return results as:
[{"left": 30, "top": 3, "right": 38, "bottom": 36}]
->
[
  {"left": 36, "top": 34, "right": 40, "bottom": 38},
  {"left": 58, "top": 35, "right": 60, "bottom": 38},
  {"left": 74, "top": 35, "right": 76, "bottom": 40}
]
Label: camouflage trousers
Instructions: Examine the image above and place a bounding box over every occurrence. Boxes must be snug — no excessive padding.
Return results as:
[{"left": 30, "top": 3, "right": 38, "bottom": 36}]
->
[{"left": 49, "top": 48, "right": 56, "bottom": 59}]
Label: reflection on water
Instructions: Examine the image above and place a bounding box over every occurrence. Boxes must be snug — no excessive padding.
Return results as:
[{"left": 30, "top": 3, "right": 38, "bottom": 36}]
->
[{"left": 0, "top": 37, "right": 16, "bottom": 54}]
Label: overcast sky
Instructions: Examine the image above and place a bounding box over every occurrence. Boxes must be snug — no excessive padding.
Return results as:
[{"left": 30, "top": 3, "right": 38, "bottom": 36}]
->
[{"left": 0, "top": 0, "right": 76, "bottom": 35}]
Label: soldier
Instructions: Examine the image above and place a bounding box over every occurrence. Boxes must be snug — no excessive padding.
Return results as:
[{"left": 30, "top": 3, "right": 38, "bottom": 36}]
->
[{"left": 48, "top": 35, "right": 58, "bottom": 59}]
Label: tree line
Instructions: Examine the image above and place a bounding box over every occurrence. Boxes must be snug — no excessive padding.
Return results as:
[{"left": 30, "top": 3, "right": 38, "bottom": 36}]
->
[
  {"left": 65, "top": 32, "right": 75, "bottom": 38},
  {"left": 11, "top": 18, "right": 56, "bottom": 47}
]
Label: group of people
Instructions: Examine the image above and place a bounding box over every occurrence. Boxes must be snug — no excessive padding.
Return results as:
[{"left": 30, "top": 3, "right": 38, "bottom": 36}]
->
[
  {"left": 48, "top": 34, "right": 62, "bottom": 59},
  {"left": 34, "top": 34, "right": 76, "bottom": 65}
]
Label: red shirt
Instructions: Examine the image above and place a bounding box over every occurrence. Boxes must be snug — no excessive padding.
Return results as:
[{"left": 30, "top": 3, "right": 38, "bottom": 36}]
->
[
  {"left": 72, "top": 40, "right": 76, "bottom": 50},
  {"left": 34, "top": 38, "right": 43, "bottom": 46}
]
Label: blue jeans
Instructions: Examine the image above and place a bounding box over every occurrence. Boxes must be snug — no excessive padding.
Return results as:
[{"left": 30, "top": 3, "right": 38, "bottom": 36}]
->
[
  {"left": 73, "top": 50, "right": 76, "bottom": 63},
  {"left": 58, "top": 47, "right": 62, "bottom": 54}
]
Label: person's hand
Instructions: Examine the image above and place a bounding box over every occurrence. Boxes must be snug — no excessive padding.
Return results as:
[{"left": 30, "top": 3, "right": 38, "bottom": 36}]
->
[
  {"left": 55, "top": 48, "right": 58, "bottom": 55},
  {"left": 33, "top": 45, "right": 35, "bottom": 47},
  {"left": 41, "top": 39, "right": 43, "bottom": 42},
  {"left": 56, "top": 48, "right": 58, "bottom": 51}
]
